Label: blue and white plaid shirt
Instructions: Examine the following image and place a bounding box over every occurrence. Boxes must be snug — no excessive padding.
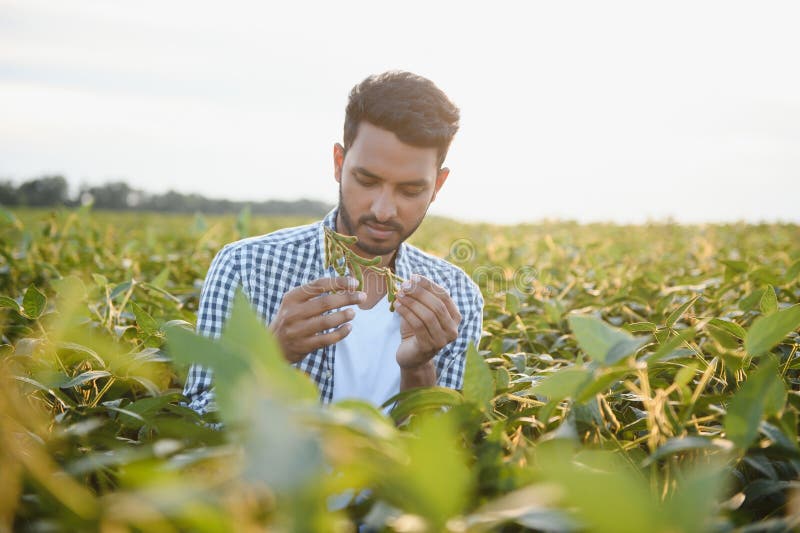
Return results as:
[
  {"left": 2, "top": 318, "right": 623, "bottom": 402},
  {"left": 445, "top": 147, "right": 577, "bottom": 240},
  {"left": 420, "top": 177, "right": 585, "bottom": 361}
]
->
[{"left": 183, "top": 208, "right": 484, "bottom": 414}]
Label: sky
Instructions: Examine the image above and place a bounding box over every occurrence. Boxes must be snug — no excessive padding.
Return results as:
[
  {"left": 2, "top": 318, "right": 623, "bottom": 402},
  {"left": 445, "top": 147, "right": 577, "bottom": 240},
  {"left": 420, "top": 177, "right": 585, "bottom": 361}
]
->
[{"left": 1, "top": 1, "right": 799, "bottom": 224}]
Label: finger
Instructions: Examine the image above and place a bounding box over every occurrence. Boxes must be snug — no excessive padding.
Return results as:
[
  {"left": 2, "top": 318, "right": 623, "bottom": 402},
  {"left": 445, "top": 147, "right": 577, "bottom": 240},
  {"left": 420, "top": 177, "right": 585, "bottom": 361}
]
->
[
  {"left": 394, "top": 301, "right": 435, "bottom": 347},
  {"left": 397, "top": 281, "right": 457, "bottom": 336},
  {"left": 304, "top": 323, "right": 353, "bottom": 352},
  {"left": 299, "top": 308, "right": 355, "bottom": 336},
  {"left": 292, "top": 276, "right": 358, "bottom": 302},
  {"left": 395, "top": 296, "right": 451, "bottom": 347},
  {"left": 402, "top": 275, "right": 461, "bottom": 323},
  {"left": 306, "top": 290, "right": 366, "bottom": 316}
]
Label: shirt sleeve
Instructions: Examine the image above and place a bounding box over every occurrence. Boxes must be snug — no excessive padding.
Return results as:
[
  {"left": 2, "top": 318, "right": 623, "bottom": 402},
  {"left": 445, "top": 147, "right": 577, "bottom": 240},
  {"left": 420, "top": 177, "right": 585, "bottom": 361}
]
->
[
  {"left": 182, "top": 244, "right": 241, "bottom": 415},
  {"left": 435, "top": 280, "right": 484, "bottom": 390}
]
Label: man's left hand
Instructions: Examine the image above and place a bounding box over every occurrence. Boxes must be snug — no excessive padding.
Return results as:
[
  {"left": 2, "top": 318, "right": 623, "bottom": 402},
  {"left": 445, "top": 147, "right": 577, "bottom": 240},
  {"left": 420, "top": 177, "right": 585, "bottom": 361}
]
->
[{"left": 393, "top": 274, "right": 462, "bottom": 370}]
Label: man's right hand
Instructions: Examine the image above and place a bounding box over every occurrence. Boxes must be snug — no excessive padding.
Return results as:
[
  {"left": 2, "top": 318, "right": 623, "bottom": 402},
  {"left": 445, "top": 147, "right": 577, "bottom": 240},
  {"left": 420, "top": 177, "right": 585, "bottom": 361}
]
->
[{"left": 269, "top": 276, "right": 366, "bottom": 363}]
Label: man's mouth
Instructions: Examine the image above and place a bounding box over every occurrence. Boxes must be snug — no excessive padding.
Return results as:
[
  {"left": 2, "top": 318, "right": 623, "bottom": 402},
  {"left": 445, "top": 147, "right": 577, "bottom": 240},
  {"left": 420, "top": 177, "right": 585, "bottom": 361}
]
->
[{"left": 363, "top": 222, "right": 397, "bottom": 239}]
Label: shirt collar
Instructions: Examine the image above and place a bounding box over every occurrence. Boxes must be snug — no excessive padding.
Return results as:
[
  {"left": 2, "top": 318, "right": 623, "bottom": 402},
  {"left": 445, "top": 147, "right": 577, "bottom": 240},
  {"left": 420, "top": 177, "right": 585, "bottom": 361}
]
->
[{"left": 317, "top": 207, "right": 410, "bottom": 280}]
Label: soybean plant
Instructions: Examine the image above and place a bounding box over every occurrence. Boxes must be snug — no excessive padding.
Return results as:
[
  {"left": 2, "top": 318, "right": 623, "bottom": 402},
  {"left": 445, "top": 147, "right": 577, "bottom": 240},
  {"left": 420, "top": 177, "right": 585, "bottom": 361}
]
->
[{"left": 323, "top": 226, "right": 405, "bottom": 310}]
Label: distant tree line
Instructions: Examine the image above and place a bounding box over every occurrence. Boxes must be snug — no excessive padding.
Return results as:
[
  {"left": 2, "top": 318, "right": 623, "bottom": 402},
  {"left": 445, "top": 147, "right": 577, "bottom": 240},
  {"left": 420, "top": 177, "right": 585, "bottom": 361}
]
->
[{"left": 0, "top": 175, "right": 332, "bottom": 216}]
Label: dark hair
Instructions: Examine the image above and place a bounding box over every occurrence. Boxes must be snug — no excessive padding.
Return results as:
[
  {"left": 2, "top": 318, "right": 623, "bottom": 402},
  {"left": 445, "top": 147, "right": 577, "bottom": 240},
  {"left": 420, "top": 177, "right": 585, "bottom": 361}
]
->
[{"left": 343, "top": 71, "right": 460, "bottom": 168}]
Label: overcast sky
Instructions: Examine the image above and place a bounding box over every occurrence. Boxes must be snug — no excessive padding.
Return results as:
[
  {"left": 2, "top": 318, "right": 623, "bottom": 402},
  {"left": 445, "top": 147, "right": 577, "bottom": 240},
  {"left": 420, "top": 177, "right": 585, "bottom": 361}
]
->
[{"left": 1, "top": 1, "right": 798, "bottom": 224}]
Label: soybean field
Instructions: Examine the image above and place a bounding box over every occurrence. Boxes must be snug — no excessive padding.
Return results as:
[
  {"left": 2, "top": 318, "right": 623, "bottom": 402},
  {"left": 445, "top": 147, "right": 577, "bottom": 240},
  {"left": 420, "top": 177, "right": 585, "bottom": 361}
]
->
[{"left": 1, "top": 207, "right": 799, "bottom": 532}]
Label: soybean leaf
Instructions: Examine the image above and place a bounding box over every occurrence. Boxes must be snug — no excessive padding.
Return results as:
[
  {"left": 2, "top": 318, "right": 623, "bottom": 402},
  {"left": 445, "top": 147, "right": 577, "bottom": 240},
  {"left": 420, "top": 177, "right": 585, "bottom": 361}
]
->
[
  {"left": 707, "top": 318, "right": 746, "bottom": 340},
  {"left": 462, "top": 343, "right": 494, "bottom": 409},
  {"left": 665, "top": 295, "right": 699, "bottom": 328},
  {"left": 59, "top": 370, "right": 112, "bottom": 389},
  {"left": 531, "top": 367, "right": 591, "bottom": 402},
  {"left": 759, "top": 285, "right": 778, "bottom": 315},
  {"left": 664, "top": 464, "right": 727, "bottom": 533},
  {"left": 645, "top": 328, "right": 696, "bottom": 364},
  {"left": 129, "top": 301, "right": 159, "bottom": 336},
  {"left": 575, "top": 368, "right": 632, "bottom": 403},
  {"left": 0, "top": 296, "right": 20, "bottom": 312},
  {"left": 220, "top": 290, "right": 318, "bottom": 402},
  {"left": 786, "top": 259, "right": 800, "bottom": 283},
  {"left": 109, "top": 280, "right": 132, "bottom": 301},
  {"left": 745, "top": 304, "right": 800, "bottom": 357},
  {"left": 22, "top": 284, "right": 46, "bottom": 319},
  {"left": 568, "top": 314, "right": 646, "bottom": 365},
  {"left": 505, "top": 292, "right": 520, "bottom": 315},
  {"left": 724, "top": 357, "right": 787, "bottom": 450},
  {"left": 624, "top": 322, "right": 657, "bottom": 333},
  {"left": 386, "top": 387, "right": 464, "bottom": 422}
]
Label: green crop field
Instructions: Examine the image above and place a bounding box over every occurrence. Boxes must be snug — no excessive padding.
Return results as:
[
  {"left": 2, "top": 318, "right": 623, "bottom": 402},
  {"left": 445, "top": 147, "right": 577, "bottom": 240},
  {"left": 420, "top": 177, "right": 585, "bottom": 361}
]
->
[{"left": 1, "top": 207, "right": 799, "bottom": 532}]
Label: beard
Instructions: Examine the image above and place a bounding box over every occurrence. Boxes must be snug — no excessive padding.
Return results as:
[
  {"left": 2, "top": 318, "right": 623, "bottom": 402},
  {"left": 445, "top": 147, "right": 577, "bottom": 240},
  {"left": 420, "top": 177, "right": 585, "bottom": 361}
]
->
[{"left": 337, "top": 183, "right": 427, "bottom": 257}]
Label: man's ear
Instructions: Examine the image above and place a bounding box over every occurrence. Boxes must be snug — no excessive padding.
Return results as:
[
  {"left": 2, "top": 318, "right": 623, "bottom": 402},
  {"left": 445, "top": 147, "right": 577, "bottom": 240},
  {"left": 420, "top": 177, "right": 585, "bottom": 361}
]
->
[
  {"left": 333, "top": 143, "right": 345, "bottom": 183},
  {"left": 430, "top": 167, "right": 450, "bottom": 202}
]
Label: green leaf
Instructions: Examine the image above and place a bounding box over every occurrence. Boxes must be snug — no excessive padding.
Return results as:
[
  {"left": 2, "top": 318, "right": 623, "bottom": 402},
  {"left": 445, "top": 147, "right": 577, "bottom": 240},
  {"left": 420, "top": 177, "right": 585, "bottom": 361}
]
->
[
  {"left": 59, "top": 370, "right": 112, "bottom": 389},
  {"left": 707, "top": 318, "right": 746, "bottom": 340},
  {"left": 568, "top": 314, "right": 646, "bottom": 365},
  {"left": 624, "top": 322, "right": 657, "bottom": 333},
  {"left": 575, "top": 368, "right": 632, "bottom": 403},
  {"left": 663, "top": 464, "right": 727, "bottom": 533},
  {"left": 220, "top": 290, "right": 318, "bottom": 402},
  {"left": 51, "top": 275, "right": 88, "bottom": 301},
  {"left": 383, "top": 413, "right": 471, "bottom": 529},
  {"left": 0, "top": 295, "right": 20, "bottom": 312},
  {"left": 109, "top": 280, "right": 133, "bottom": 300},
  {"left": 505, "top": 292, "right": 520, "bottom": 315},
  {"left": 21, "top": 284, "right": 46, "bottom": 319},
  {"left": 385, "top": 387, "right": 464, "bottom": 422},
  {"left": 739, "top": 288, "right": 765, "bottom": 312},
  {"left": 665, "top": 295, "right": 699, "bottom": 328},
  {"left": 531, "top": 367, "right": 591, "bottom": 401},
  {"left": 707, "top": 323, "right": 740, "bottom": 349},
  {"left": 645, "top": 327, "right": 696, "bottom": 364},
  {"left": 462, "top": 343, "right": 494, "bottom": 409},
  {"left": 745, "top": 304, "right": 800, "bottom": 357},
  {"left": 786, "top": 259, "right": 800, "bottom": 283},
  {"left": 129, "top": 301, "right": 158, "bottom": 336},
  {"left": 0, "top": 206, "right": 21, "bottom": 227},
  {"left": 721, "top": 259, "right": 748, "bottom": 274},
  {"left": 724, "top": 357, "right": 787, "bottom": 450},
  {"left": 759, "top": 284, "right": 778, "bottom": 315}
]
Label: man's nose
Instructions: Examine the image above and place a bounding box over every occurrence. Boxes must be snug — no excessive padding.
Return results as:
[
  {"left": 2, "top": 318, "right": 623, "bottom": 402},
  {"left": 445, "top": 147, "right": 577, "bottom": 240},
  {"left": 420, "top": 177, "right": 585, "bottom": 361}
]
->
[{"left": 371, "top": 188, "right": 397, "bottom": 222}]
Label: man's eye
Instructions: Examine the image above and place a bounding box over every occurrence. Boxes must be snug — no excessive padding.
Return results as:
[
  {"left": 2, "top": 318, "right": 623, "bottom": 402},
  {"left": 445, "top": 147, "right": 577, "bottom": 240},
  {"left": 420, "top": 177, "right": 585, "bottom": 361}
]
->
[
  {"left": 402, "top": 188, "right": 425, "bottom": 197},
  {"left": 357, "top": 178, "right": 377, "bottom": 187}
]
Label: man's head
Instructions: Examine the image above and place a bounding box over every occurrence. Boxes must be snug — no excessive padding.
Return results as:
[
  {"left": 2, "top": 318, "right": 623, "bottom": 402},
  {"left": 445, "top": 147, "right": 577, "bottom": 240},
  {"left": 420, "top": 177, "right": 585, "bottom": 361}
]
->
[{"left": 334, "top": 71, "right": 460, "bottom": 257}]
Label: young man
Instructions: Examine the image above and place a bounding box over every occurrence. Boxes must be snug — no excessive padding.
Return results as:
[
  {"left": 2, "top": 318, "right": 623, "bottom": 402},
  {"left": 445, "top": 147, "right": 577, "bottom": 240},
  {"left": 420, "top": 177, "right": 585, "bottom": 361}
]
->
[{"left": 184, "top": 71, "right": 484, "bottom": 413}]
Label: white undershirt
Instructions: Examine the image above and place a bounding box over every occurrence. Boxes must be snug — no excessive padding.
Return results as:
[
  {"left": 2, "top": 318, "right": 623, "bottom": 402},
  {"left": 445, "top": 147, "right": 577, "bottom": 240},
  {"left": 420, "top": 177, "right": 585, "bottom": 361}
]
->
[{"left": 331, "top": 295, "right": 402, "bottom": 407}]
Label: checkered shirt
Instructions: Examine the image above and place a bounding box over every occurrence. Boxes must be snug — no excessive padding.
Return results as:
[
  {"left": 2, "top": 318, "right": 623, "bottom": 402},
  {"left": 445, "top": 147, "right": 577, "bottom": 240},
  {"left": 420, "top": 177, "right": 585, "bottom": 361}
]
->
[{"left": 183, "top": 208, "right": 484, "bottom": 414}]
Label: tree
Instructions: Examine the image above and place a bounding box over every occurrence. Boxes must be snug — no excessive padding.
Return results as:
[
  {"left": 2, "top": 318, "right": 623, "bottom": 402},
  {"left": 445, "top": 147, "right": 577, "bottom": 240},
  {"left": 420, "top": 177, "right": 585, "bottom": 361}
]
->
[{"left": 17, "top": 175, "right": 69, "bottom": 206}]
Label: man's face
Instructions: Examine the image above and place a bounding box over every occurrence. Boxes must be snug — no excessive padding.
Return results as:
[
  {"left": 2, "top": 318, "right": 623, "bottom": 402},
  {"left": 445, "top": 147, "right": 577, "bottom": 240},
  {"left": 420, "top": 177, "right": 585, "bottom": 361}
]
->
[{"left": 334, "top": 121, "right": 449, "bottom": 257}]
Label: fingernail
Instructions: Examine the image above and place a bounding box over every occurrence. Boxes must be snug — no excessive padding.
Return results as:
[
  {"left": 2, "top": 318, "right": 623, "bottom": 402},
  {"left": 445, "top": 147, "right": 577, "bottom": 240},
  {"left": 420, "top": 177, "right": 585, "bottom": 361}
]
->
[
  {"left": 347, "top": 277, "right": 358, "bottom": 289},
  {"left": 411, "top": 274, "right": 421, "bottom": 282},
  {"left": 346, "top": 309, "right": 355, "bottom": 319},
  {"left": 393, "top": 300, "right": 402, "bottom": 308},
  {"left": 357, "top": 292, "right": 366, "bottom": 302},
  {"left": 401, "top": 280, "right": 412, "bottom": 290}
]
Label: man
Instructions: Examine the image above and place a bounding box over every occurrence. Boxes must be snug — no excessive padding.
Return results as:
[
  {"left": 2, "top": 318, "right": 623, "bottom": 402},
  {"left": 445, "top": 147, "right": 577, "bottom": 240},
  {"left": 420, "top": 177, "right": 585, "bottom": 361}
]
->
[{"left": 183, "top": 71, "right": 484, "bottom": 413}]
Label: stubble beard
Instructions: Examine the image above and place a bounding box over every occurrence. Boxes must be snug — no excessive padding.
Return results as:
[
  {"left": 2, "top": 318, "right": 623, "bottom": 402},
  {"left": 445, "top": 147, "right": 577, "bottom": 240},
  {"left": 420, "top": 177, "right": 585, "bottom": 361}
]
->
[{"left": 336, "top": 183, "right": 427, "bottom": 257}]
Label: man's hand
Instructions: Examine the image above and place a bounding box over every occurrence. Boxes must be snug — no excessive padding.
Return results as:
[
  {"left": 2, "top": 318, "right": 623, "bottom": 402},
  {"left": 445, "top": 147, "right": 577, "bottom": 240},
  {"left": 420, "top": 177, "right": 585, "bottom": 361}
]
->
[
  {"left": 393, "top": 274, "right": 462, "bottom": 384},
  {"left": 269, "top": 276, "right": 366, "bottom": 363}
]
